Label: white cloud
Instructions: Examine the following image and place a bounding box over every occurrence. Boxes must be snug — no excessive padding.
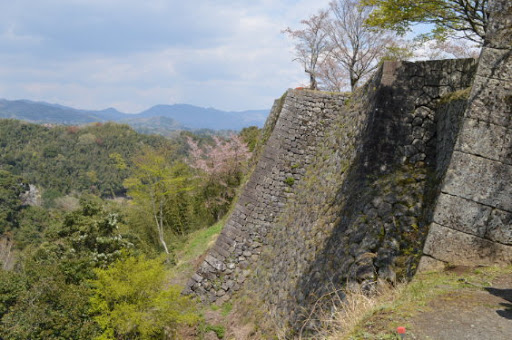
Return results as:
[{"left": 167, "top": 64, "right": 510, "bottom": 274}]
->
[{"left": 0, "top": 0, "right": 332, "bottom": 112}]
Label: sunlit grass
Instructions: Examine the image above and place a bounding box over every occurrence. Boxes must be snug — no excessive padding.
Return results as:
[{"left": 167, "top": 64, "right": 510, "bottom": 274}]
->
[{"left": 169, "top": 222, "right": 224, "bottom": 285}]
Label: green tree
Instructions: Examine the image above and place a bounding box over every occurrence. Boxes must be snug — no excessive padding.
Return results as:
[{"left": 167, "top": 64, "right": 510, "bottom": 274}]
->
[
  {"left": 0, "top": 170, "right": 28, "bottom": 233},
  {"left": 124, "top": 148, "right": 192, "bottom": 255},
  {"left": 0, "top": 119, "right": 175, "bottom": 200},
  {"left": 362, "top": 0, "right": 488, "bottom": 42},
  {"left": 89, "top": 255, "right": 199, "bottom": 340},
  {"left": 0, "top": 262, "right": 99, "bottom": 340},
  {"left": 0, "top": 270, "right": 26, "bottom": 320},
  {"left": 380, "top": 40, "right": 415, "bottom": 61},
  {"left": 239, "top": 126, "right": 261, "bottom": 152},
  {"left": 40, "top": 195, "right": 134, "bottom": 281},
  {"left": 14, "top": 205, "right": 54, "bottom": 251},
  {"left": 0, "top": 197, "right": 134, "bottom": 339}
]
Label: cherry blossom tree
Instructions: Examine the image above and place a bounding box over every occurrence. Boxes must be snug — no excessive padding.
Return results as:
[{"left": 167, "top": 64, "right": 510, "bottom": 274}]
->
[
  {"left": 187, "top": 135, "right": 250, "bottom": 177},
  {"left": 187, "top": 135, "right": 251, "bottom": 220},
  {"left": 283, "top": 10, "right": 331, "bottom": 90},
  {"left": 415, "top": 38, "right": 481, "bottom": 60},
  {"left": 284, "top": 0, "right": 397, "bottom": 92},
  {"left": 326, "top": 0, "right": 396, "bottom": 91},
  {"left": 316, "top": 55, "right": 350, "bottom": 92}
]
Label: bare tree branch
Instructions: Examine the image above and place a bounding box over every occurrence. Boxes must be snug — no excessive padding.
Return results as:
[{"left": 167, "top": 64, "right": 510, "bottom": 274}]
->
[
  {"left": 327, "top": 0, "right": 396, "bottom": 91},
  {"left": 283, "top": 10, "right": 331, "bottom": 90}
]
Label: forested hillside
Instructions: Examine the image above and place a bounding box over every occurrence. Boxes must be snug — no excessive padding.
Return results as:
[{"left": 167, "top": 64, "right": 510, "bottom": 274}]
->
[
  {"left": 0, "top": 118, "right": 259, "bottom": 339},
  {"left": 0, "top": 120, "right": 177, "bottom": 202}
]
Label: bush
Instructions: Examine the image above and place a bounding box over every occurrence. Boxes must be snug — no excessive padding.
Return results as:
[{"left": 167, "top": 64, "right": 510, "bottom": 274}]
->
[{"left": 89, "top": 255, "right": 199, "bottom": 340}]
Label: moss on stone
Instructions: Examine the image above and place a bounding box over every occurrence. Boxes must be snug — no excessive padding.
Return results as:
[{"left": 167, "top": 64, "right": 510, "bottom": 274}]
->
[{"left": 439, "top": 87, "right": 471, "bottom": 105}]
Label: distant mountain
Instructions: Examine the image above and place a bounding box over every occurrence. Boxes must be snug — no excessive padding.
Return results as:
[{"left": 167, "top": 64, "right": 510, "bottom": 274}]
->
[
  {"left": 0, "top": 99, "right": 268, "bottom": 133},
  {"left": 0, "top": 99, "right": 104, "bottom": 124},
  {"left": 120, "top": 116, "right": 185, "bottom": 137},
  {"left": 94, "top": 107, "right": 128, "bottom": 121},
  {"left": 137, "top": 104, "right": 267, "bottom": 130}
]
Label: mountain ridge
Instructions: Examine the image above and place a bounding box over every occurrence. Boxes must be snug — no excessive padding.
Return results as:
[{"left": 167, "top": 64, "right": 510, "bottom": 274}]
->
[{"left": 0, "top": 98, "right": 268, "bottom": 132}]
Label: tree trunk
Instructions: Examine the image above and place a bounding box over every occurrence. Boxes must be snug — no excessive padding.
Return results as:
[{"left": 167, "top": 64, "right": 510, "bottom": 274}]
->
[
  {"left": 155, "top": 201, "right": 170, "bottom": 254},
  {"left": 350, "top": 76, "right": 357, "bottom": 92},
  {"left": 306, "top": 69, "right": 318, "bottom": 90}
]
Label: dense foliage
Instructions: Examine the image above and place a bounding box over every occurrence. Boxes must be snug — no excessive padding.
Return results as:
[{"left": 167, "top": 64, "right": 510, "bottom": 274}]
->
[
  {"left": 90, "top": 255, "right": 199, "bottom": 340},
  {"left": 362, "top": 0, "right": 488, "bottom": 42},
  {"left": 0, "top": 119, "right": 174, "bottom": 202},
  {"left": 0, "top": 118, "right": 259, "bottom": 338},
  {"left": 0, "top": 180, "right": 200, "bottom": 339},
  {"left": 0, "top": 197, "right": 129, "bottom": 339},
  {"left": 0, "top": 170, "right": 28, "bottom": 233}
]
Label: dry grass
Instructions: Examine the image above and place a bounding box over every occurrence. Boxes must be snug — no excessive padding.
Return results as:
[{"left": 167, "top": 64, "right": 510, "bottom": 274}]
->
[
  {"left": 298, "top": 281, "right": 406, "bottom": 340},
  {"left": 298, "top": 265, "right": 512, "bottom": 340},
  {"left": 212, "top": 266, "right": 512, "bottom": 339}
]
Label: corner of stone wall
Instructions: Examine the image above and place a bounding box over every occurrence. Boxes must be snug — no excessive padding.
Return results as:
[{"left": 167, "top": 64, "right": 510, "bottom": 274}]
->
[
  {"left": 242, "top": 57, "right": 479, "bottom": 333},
  {"left": 421, "top": 0, "right": 512, "bottom": 267},
  {"left": 183, "top": 30, "right": 512, "bottom": 334}
]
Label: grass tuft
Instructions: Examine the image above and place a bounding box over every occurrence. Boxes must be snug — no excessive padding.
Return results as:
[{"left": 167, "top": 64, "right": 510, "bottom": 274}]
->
[
  {"left": 170, "top": 222, "right": 223, "bottom": 285},
  {"left": 304, "top": 265, "right": 512, "bottom": 339}
]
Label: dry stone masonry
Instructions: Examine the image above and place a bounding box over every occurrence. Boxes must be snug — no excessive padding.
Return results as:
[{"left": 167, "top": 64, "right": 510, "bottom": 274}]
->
[
  {"left": 246, "top": 58, "right": 477, "bottom": 332},
  {"left": 186, "top": 90, "right": 348, "bottom": 304},
  {"left": 187, "top": 0, "right": 511, "bottom": 333}
]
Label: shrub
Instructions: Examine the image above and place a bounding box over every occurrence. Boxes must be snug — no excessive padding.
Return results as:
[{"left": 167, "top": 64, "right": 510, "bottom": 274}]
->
[{"left": 89, "top": 255, "right": 199, "bottom": 339}]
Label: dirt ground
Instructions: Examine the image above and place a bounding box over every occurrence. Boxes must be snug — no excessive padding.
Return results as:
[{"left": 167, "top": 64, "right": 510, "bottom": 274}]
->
[{"left": 407, "top": 272, "right": 512, "bottom": 340}]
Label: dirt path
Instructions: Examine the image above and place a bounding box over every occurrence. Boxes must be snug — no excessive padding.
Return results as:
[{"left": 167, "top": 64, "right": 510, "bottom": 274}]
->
[{"left": 408, "top": 273, "right": 512, "bottom": 340}]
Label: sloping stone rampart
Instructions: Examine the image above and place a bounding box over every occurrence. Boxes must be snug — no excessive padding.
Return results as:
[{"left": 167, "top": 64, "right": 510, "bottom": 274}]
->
[
  {"left": 187, "top": 56, "right": 478, "bottom": 331},
  {"left": 247, "top": 58, "right": 477, "bottom": 332},
  {"left": 186, "top": 90, "right": 348, "bottom": 303},
  {"left": 420, "top": 0, "right": 512, "bottom": 268}
]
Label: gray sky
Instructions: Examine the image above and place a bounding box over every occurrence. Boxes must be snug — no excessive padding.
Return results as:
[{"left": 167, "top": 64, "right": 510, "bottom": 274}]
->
[{"left": 0, "top": 0, "right": 331, "bottom": 112}]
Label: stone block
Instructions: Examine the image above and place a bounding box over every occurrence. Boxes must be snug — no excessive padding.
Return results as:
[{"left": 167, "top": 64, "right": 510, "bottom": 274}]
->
[
  {"left": 381, "top": 61, "right": 401, "bottom": 86},
  {"left": 415, "top": 106, "right": 434, "bottom": 119},
  {"left": 477, "top": 48, "right": 512, "bottom": 81},
  {"left": 443, "top": 151, "right": 512, "bottom": 211},
  {"left": 412, "top": 126, "right": 425, "bottom": 139},
  {"left": 205, "top": 254, "right": 226, "bottom": 272},
  {"left": 211, "top": 247, "right": 229, "bottom": 261},
  {"left": 433, "top": 193, "right": 491, "bottom": 237},
  {"left": 191, "top": 273, "right": 203, "bottom": 283},
  {"left": 217, "top": 233, "right": 235, "bottom": 247},
  {"left": 423, "top": 223, "right": 512, "bottom": 266},
  {"left": 456, "top": 118, "right": 512, "bottom": 165},
  {"left": 486, "top": 209, "right": 512, "bottom": 245},
  {"left": 485, "top": 0, "right": 512, "bottom": 49},
  {"left": 465, "top": 76, "right": 512, "bottom": 128},
  {"left": 416, "top": 256, "right": 446, "bottom": 273}
]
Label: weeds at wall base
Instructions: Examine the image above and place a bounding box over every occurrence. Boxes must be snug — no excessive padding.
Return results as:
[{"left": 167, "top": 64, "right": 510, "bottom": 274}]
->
[{"left": 308, "top": 265, "right": 512, "bottom": 340}]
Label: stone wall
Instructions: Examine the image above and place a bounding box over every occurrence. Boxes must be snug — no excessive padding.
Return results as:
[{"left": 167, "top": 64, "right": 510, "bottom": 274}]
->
[
  {"left": 184, "top": 2, "right": 512, "bottom": 333},
  {"left": 245, "top": 59, "right": 477, "bottom": 333},
  {"left": 420, "top": 0, "right": 512, "bottom": 269},
  {"left": 186, "top": 89, "right": 348, "bottom": 303},
  {"left": 187, "top": 56, "right": 480, "bottom": 333},
  {"left": 185, "top": 2, "right": 512, "bottom": 329}
]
